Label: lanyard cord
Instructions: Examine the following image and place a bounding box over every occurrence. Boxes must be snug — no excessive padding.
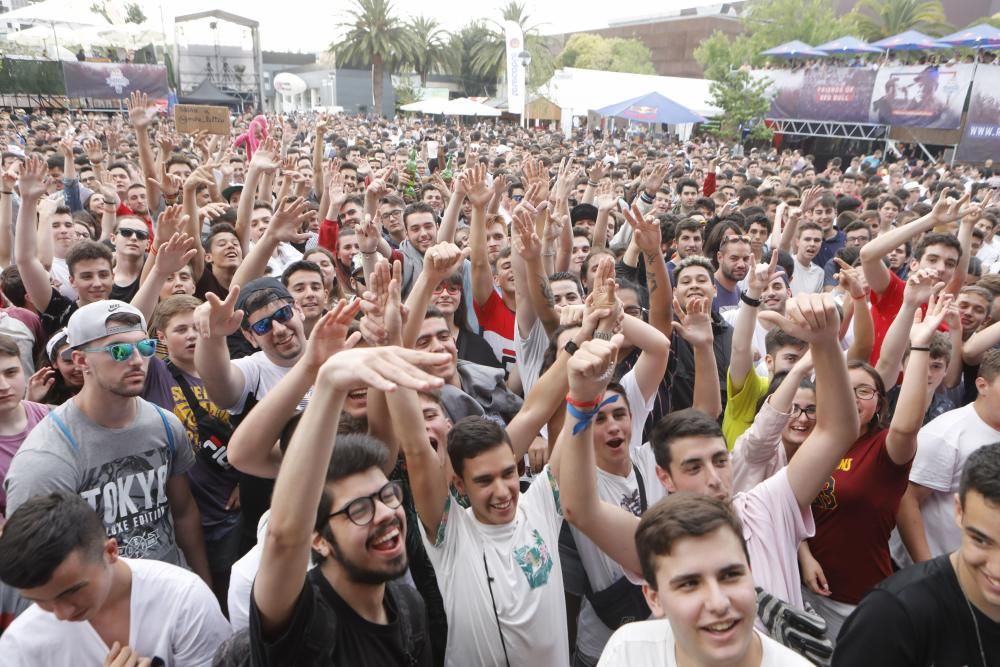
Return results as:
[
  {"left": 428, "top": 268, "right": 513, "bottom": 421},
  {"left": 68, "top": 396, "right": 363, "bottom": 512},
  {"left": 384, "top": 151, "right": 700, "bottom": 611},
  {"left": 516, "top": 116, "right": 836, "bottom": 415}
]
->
[{"left": 483, "top": 553, "right": 512, "bottom": 667}]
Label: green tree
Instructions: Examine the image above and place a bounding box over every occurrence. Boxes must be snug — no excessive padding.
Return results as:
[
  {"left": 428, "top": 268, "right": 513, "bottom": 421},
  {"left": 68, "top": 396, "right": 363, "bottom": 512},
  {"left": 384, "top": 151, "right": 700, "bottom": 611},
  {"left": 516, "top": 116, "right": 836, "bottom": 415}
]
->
[
  {"left": 405, "top": 16, "right": 450, "bottom": 87},
  {"left": 124, "top": 2, "right": 147, "bottom": 24},
  {"left": 849, "top": 0, "right": 951, "bottom": 40},
  {"left": 556, "top": 34, "right": 655, "bottom": 74},
  {"left": 469, "top": 1, "right": 554, "bottom": 94},
  {"left": 330, "top": 0, "right": 409, "bottom": 116},
  {"left": 445, "top": 21, "right": 496, "bottom": 97},
  {"left": 695, "top": 0, "right": 855, "bottom": 79},
  {"left": 707, "top": 68, "right": 773, "bottom": 142}
]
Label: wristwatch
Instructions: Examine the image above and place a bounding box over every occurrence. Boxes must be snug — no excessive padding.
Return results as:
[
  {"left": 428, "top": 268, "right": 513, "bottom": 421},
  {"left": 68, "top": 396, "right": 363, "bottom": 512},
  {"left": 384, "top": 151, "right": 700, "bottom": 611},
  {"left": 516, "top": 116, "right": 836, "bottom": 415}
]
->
[
  {"left": 564, "top": 340, "right": 579, "bottom": 356},
  {"left": 740, "top": 290, "right": 762, "bottom": 308}
]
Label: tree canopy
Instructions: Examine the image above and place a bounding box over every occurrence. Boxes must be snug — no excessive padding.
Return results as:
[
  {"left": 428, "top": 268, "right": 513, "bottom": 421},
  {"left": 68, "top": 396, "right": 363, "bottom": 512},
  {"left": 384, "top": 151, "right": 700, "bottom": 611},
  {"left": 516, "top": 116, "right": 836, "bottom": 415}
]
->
[{"left": 556, "top": 33, "right": 655, "bottom": 75}]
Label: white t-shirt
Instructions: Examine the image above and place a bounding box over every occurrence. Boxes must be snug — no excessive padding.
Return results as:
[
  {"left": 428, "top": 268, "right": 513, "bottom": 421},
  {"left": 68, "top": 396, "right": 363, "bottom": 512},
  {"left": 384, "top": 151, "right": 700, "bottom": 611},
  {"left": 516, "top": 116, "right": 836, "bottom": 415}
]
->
[
  {"left": 890, "top": 403, "right": 1000, "bottom": 567},
  {"left": 790, "top": 259, "right": 825, "bottom": 296},
  {"left": 229, "top": 351, "right": 309, "bottom": 414},
  {"left": 0, "top": 558, "right": 231, "bottom": 667},
  {"left": 514, "top": 318, "right": 549, "bottom": 397},
  {"left": 50, "top": 256, "right": 77, "bottom": 302},
  {"left": 421, "top": 467, "right": 567, "bottom": 667},
  {"left": 598, "top": 618, "right": 811, "bottom": 666},
  {"left": 573, "top": 371, "right": 657, "bottom": 659}
]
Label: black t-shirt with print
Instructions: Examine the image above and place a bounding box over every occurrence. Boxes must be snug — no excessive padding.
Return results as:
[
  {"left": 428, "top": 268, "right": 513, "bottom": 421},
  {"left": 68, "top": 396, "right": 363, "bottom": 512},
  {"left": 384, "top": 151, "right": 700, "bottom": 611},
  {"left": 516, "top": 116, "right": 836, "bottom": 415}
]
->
[
  {"left": 40, "top": 288, "right": 77, "bottom": 338},
  {"left": 249, "top": 567, "right": 432, "bottom": 667},
  {"left": 834, "top": 554, "right": 1000, "bottom": 666}
]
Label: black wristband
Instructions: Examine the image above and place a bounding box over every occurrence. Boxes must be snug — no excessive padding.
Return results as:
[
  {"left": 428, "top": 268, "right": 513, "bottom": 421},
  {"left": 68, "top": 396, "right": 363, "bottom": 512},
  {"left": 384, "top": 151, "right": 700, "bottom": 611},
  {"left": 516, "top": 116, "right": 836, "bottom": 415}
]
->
[
  {"left": 564, "top": 340, "right": 579, "bottom": 356},
  {"left": 740, "top": 290, "right": 762, "bottom": 308},
  {"left": 909, "top": 346, "right": 930, "bottom": 352}
]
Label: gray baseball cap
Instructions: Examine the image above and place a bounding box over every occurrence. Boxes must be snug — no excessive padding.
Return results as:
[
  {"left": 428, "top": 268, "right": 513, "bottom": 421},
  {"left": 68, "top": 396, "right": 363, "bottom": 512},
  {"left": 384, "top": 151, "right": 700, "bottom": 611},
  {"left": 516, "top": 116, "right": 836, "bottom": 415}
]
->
[{"left": 67, "top": 300, "right": 147, "bottom": 348}]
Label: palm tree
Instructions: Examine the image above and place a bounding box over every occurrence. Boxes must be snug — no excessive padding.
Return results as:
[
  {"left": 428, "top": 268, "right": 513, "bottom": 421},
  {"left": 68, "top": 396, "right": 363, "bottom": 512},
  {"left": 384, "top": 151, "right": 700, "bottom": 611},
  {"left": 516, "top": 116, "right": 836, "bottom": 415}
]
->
[
  {"left": 849, "top": 0, "right": 952, "bottom": 40},
  {"left": 405, "top": 16, "right": 450, "bottom": 87},
  {"left": 446, "top": 21, "right": 496, "bottom": 97},
  {"left": 469, "top": 1, "right": 554, "bottom": 93},
  {"left": 331, "top": 0, "right": 408, "bottom": 116}
]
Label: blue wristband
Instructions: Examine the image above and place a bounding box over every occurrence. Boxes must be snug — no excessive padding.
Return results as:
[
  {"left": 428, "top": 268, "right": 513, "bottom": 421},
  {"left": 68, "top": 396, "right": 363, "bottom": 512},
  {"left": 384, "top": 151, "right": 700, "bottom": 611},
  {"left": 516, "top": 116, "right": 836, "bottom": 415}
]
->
[{"left": 567, "top": 394, "right": 619, "bottom": 435}]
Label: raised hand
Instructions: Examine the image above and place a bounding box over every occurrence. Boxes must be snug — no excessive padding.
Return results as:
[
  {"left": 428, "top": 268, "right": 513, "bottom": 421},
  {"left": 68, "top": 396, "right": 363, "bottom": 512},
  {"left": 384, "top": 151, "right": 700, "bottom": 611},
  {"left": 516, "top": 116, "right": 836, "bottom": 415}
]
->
[
  {"left": 758, "top": 293, "right": 841, "bottom": 345},
  {"left": 929, "top": 190, "right": 981, "bottom": 225},
  {"left": 422, "top": 242, "right": 467, "bottom": 282},
  {"left": 462, "top": 162, "right": 492, "bottom": 209},
  {"left": 833, "top": 258, "right": 867, "bottom": 300},
  {"left": 641, "top": 162, "right": 669, "bottom": 196},
  {"left": 594, "top": 180, "right": 616, "bottom": 212},
  {"left": 747, "top": 247, "right": 781, "bottom": 297},
  {"left": 674, "top": 295, "right": 714, "bottom": 347},
  {"left": 83, "top": 137, "right": 105, "bottom": 165},
  {"left": 17, "top": 155, "right": 48, "bottom": 200},
  {"left": 1, "top": 167, "right": 17, "bottom": 194},
  {"left": 317, "top": 345, "right": 448, "bottom": 394},
  {"left": 902, "top": 267, "right": 944, "bottom": 307},
  {"left": 567, "top": 335, "right": 625, "bottom": 404},
  {"left": 126, "top": 91, "right": 155, "bottom": 130},
  {"left": 250, "top": 137, "right": 281, "bottom": 173},
  {"left": 304, "top": 299, "right": 363, "bottom": 369},
  {"left": 268, "top": 197, "right": 312, "bottom": 244},
  {"left": 512, "top": 208, "right": 542, "bottom": 262},
  {"left": 588, "top": 159, "right": 607, "bottom": 184},
  {"left": 155, "top": 204, "right": 187, "bottom": 240},
  {"left": 624, "top": 203, "right": 663, "bottom": 256},
  {"left": 910, "top": 290, "right": 953, "bottom": 347},
  {"left": 800, "top": 185, "right": 824, "bottom": 213},
  {"left": 26, "top": 367, "right": 55, "bottom": 403},
  {"left": 194, "top": 285, "right": 244, "bottom": 339},
  {"left": 154, "top": 232, "right": 197, "bottom": 275},
  {"left": 104, "top": 641, "right": 153, "bottom": 667},
  {"left": 355, "top": 213, "right": 382, "bottom": 254}
]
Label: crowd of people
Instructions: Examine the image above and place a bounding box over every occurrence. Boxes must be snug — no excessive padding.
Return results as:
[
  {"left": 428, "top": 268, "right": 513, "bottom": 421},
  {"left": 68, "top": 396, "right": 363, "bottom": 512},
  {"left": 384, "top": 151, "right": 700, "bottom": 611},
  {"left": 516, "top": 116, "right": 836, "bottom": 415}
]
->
[{"left": 0, "top": 92, "right": 997, "bottom": 666}]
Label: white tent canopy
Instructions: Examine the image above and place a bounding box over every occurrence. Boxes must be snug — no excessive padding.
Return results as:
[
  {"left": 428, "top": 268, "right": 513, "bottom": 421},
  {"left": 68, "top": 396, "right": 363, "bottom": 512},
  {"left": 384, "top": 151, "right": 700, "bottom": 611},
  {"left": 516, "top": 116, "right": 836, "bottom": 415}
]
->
[
  {"left": 4, "top": 24, "right": 91, "bottom": 49},
  {"left": 539, "top": 67, "right": 720, "bottom": 119},
  {"left": 444, "top": 97, "right": 501, "bottom": 117},
  {"left": 0, "top": 0, "right": 109, "bottom": 28}
]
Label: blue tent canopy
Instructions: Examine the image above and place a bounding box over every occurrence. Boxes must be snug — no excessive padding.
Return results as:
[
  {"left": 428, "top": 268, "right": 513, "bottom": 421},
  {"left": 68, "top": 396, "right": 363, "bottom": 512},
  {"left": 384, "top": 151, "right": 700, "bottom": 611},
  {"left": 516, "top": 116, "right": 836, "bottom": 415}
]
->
[
  {"left": 814, "top": 36, "right": 882, "bottom": 54},
  {"left": 594, "top": 91, "right": 706, "bottom": 125},
  {"left": 760, "top": 40, "right": 827, "bottom": 58},
  {"left": 938, "top": 24, "right": 1000, "bottom": 48},
  {"left": 871, "top": 30, "right": 947, "bottom": 51}
]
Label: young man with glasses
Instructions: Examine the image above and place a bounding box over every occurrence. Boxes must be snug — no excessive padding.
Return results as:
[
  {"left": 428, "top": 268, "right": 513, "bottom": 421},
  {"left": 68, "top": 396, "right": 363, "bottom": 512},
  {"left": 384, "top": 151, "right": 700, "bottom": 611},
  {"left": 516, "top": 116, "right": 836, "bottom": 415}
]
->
[
  {"left": 249, "top": 346, "right": 444, "bottom": 666},
  {"left": 4, "top": 301, "right": 211, "bottom": 583}
]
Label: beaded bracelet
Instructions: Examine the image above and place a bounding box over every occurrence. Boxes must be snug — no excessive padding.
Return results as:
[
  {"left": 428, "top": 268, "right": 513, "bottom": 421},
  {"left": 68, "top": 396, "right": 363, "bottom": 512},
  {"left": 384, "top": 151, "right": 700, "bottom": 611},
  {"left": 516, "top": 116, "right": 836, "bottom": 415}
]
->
[{"left": 566, "top": 394, "right": 619, "bottom": 435}]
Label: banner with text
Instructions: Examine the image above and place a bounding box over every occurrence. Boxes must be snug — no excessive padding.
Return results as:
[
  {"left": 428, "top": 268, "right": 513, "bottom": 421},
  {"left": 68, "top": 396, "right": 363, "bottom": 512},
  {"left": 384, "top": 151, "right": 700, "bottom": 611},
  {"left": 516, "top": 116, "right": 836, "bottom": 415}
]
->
[
  {"left": 504, "top": 20, "right": 526, "bottom": 117},
  {"left": 956, "top": 65, "right": 1000, "bottom": 163},
  {"left": 63, "top": 62, "right": 168, "bottom": 100},
  {"left": 754, "top": 67, "right": 876, "bottom": 122},
  {"left": 754, "top": 64, "right": 973, "bottom": 128},
  {"left": 869, "top": 63, "right": 973, "bottom": 129}
]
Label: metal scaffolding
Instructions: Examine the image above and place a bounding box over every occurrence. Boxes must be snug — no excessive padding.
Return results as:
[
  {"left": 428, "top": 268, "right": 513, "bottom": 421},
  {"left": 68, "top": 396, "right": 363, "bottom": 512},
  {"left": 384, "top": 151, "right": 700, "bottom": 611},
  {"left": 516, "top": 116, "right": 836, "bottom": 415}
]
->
[{"left": 766, "top": 118, "right": 888, "bottom": 141}]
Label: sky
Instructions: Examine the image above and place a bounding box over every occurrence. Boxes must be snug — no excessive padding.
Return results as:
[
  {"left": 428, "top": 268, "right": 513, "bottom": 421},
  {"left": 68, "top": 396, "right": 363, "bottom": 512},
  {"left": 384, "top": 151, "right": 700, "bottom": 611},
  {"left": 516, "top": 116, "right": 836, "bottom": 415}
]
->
[{"left": 140, "top": 0, "right": 735, "bottom": 53}]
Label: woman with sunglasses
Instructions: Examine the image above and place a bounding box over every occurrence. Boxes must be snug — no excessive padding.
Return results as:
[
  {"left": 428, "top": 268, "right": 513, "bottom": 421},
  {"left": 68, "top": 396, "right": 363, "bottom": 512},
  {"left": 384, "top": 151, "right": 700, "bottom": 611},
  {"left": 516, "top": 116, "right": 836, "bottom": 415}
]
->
[
  {"left": 109, "top": 216, "right": 150, "bottom": 302},
  {"left": 427, "top": 272, "right": 502, "bottom": 368},
  {"left": 796, "top": 295, "right": 950, "bottom": 640}
]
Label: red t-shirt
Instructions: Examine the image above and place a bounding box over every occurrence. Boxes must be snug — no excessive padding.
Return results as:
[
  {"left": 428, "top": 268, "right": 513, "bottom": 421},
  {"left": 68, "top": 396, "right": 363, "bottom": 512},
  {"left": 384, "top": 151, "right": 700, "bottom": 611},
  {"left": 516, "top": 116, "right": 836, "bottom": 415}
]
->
[
  {"left": 868, "top": 271, "right": 947, "bottom": 365},
  {"left": 808, "top": 429, "right": 911, "bottom": 604},
  {"left": 474, "top": 290, "right": 516, "bottom": 374}
]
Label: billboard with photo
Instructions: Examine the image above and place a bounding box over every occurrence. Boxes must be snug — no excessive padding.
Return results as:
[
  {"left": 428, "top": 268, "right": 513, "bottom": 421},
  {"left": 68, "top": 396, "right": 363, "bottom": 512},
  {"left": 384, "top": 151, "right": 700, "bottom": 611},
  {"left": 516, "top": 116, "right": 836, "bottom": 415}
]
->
[
  {"left": 62, "top": 62, "right": 169, "bottom": 100},
  {"left": 956, "top": 65, "right": 1000, "bottom": 163},
  {"left": 753, "top": 67, "right": 876, "bottom": 122},
  {"left": 868, "top": 64, "right": 973, "bottom": 129}
]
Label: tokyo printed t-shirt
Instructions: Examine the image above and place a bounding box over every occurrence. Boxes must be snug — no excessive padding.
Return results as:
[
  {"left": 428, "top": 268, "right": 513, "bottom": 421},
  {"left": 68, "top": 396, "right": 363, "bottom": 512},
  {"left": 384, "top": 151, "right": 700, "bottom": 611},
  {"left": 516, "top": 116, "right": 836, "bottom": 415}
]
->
[{"left": 4, "top": 398, "right": 194, "bottom": 565}]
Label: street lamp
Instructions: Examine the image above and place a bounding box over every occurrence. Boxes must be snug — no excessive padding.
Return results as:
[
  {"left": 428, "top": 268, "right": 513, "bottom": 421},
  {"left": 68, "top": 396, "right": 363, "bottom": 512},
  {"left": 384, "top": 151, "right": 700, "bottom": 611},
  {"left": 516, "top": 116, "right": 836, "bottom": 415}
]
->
[{"left": 517, "top": 50, "right": 531, "bottom": 128}]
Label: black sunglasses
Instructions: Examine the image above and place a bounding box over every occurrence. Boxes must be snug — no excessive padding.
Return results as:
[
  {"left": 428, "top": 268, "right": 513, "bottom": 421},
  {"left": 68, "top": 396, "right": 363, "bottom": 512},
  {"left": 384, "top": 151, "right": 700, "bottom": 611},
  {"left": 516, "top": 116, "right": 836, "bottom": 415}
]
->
[
  {"left": 118, "top": 227, "right": 149, "bottom": 241},
  {"left": 249, "top": 304, "right": 294, "bottom": 335}
]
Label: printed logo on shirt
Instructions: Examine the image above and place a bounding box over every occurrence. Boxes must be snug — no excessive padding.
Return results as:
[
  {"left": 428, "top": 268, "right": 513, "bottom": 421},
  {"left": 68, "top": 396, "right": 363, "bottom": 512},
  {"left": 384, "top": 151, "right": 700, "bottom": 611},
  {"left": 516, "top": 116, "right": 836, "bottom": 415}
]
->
[
  {"left": 513, "top": 528, "right": 553, "bottom": 589},
  {"left": 813, "top": 475, "right": 838, "bottom": 511},
  {"left": 836, "top": 457, "right": 853, "bottom": 472},
  {"left": 77, "top": 448, "right": 175, "bottom": 559},
  {"left": 620, "top": 489, "right": 642, "bottom": 516}
]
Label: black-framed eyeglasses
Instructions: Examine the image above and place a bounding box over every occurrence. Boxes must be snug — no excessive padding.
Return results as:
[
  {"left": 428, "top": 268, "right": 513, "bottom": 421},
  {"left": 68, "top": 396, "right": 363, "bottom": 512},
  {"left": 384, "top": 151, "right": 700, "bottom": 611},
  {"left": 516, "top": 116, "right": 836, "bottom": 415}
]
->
[
  {"left": 117, "top": 227, "right": 149, "bottom": 241},
  {"left": 853, "top": 385, "right": 877, "bottom": 401},
  {"left": 249, "top": 303, "right": 294, "bottom": 335},
  {"left": 790, "top": 404, "right": 817, "bottom": 421},
  {"left": 328, "top": 481, "right": 404, "bottom": 526}
]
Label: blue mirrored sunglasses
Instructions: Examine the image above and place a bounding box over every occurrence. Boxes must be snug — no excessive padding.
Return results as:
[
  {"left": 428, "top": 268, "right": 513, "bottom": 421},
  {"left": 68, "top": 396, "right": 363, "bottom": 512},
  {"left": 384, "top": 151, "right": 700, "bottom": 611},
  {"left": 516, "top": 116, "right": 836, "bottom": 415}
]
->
[{"left": 249, "top": 304, "right": 294, "bottom": 335}]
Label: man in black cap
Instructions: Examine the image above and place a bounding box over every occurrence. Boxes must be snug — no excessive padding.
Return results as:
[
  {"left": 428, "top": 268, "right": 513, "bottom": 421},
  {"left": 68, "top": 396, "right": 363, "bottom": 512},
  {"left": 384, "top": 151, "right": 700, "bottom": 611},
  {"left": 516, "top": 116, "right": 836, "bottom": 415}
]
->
[
  {"left": 571, "top": 202, "right": 600, "bottom": 242},
  {"left": 193, "top": 276, "right": 309, "bottom": 418}
]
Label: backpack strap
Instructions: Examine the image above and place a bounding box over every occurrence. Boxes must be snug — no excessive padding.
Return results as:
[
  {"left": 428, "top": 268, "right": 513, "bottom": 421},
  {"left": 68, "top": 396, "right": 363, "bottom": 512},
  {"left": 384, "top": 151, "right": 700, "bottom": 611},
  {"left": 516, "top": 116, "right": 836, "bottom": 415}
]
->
[
  {"left": 165, "top": 359, "right": 211, "bottom": 423},
  {"left": 390, "top": 581, "right": 427, "bottom": 667},
  {"left": 48, "top": 410, "right": 78, "bottom": 450},
  {"left": 633, "top": 462, "right": 647, "bottom": 513},
  {"left": 151, "top": 403, "right": 176, "bottom": 453}
]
